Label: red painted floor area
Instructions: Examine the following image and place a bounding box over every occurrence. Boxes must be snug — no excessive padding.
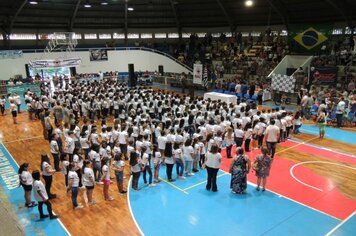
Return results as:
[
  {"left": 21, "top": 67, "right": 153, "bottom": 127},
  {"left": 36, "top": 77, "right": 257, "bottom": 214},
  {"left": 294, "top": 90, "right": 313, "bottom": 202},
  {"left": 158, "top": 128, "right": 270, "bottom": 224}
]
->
[{"left": 220, "top": 141, "right": 356, "bottom": 220}]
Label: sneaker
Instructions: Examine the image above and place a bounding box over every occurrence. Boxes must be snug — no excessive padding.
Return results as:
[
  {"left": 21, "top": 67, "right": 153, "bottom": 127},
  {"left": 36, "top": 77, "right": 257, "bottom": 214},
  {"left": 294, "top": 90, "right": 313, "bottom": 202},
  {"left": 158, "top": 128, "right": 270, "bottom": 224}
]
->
[
  {"left": 192, "top": 169, "right": 199, "bottom": 173},
  {"left": 178, "top": 176, "right": 186, "bottom": 179},
  {"left": 40, "top": 214, "right": 49, "bottom": 219},
  {"left": 262, "top": 188, "right": 266, "bottom": 192},
  {"left": 256, "top": 187, "right": 260, "bottom": 191},
  {"left": 88, "top": 201, "right": 96, "bottom": 205},
  {"left": 50, "top": 215, "right": 59, "bottom": 220},
  {"left": 120, "top": 191, "right": 127, "bottom": 194},
  {"left": 149, "top": 183, "right": 156, "bottom": 187},
  {"left": 75, "top": 205, "right": 84, "bottom": 210},
  {"left": 96, "top": 181, "right": 104, "bottom": 185},
  {"left": 168, "top": 179, "right": 176, "bottom": 182},
  {"left": 144, "top": 183, "right": 149, "bottom": 186},
  {"left": 106, "top": 197, "right": 114, "bottom": 201}
]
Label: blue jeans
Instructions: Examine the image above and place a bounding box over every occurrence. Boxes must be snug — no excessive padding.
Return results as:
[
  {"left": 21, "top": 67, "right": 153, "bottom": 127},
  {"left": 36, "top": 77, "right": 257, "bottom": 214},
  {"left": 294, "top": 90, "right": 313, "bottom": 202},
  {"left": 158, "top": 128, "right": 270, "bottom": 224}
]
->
[
  {"left": 71, "top": 187, "right": 78, "bottom": 207},
  {"left": 184, "top": 160, "right": 193, "bottom": 175},
  {"left": 175, "top": 159, "right": 184, "bottom": 176},
  {"left": 294, "top": 125, "right": 301, "bottom": 134},
  {"left": 143, "top": 166, "right": 153, "bottom": 184},
  {"left": 93, "top": 161, "right": 101, "bottom": 182}
]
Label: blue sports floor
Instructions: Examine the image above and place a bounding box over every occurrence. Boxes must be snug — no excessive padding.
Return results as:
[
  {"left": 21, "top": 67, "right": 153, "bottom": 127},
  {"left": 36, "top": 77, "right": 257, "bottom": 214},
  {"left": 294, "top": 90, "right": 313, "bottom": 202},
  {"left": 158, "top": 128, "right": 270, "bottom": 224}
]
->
[
  {"left": 129, "top": 166, "right": 340, "bottom": 236},
  {"left": 0, "top": 144, "right": 68, "bottom": 236},
  {"left": 300, "top": 125, "right": 356, "bottom": 144}
]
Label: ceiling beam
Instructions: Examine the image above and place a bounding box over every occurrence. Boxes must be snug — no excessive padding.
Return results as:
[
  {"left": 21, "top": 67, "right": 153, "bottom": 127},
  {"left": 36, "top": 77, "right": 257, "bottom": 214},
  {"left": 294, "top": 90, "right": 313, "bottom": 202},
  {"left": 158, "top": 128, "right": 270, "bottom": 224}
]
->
[
  {"left": 8, "top": 0, "right": 27, "bottom": 33},
  {"left": 266, "top": 0, "right": 289, "bottom": 29},
  {"left": 325, "top": 0, "right": 351, "bottom": 26},
  {"left": 216, "top": 0, "right": 234, "bottom": 31},
  {"left": 169, "top": 0, "right": 181, "bottom": 32},
  {"left": 69, "top": 0, "right": 81, "bottom": 31}
]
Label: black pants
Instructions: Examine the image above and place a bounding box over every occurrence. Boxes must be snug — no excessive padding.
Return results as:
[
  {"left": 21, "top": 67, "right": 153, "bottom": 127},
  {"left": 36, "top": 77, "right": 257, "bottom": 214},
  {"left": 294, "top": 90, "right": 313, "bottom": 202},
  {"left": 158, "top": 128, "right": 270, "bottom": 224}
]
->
[
  {"left": 52, "top": 153, "right": 60, "bottom": 171},
  {"left": 336, "top": 114, "right": 343, "bottom": 127},
  {"left": 132, "top": 172, "right": 140, "bottom": 190},
  {"left": 244, "top": 139, "right": 251, "bottom": 152},
  {"left": 38, "top": 200, "right": 54, "bottom": 218},
  {"left": 257, "top": 94, "right": 263, "bottom": 105},
  {"left": 0, "top": 104, "right": 4, "bottom": 115},
  {"left": 42, "top": 175, "right": 53, "bottom": 196},
  {"left": 258, "top": 135, "right": 264, "bottom": 148},
  {"left": 267, "top": 141, "right": 277, "bottom": 159},
  {"left": 235, "top": 137, "right": 243, "bottom": 147},
  {"left": 226, "top": 145, "right": 232, "bottom": 158},
  {"left": 199, "top": 154, "right": 205, "bottom": 168},
  {"left": 166, "top": 163, "right": 174, "bottom": 180},
  {"left": 206, "top": 166, "right": 219, "bottom": 191}
]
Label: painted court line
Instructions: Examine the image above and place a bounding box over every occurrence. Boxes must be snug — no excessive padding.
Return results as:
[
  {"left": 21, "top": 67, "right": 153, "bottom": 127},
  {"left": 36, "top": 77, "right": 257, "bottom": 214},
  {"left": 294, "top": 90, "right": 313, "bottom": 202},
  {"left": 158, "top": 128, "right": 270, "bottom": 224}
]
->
[
  {"left": 2, "top": 136, "right": 43, "bottom": 144},
  {"left": 325, "top": 211, "right": 356, "bottom": 236},
  {"left": 0, "top": 144, "right": 72, "bottom": 236},
  {"left": 183, "top": 173, "right": 228, "bottom": 191},
  {"left": 276, "top": 136, "right": 320, "bottom": 155},
  {"left": 290, "top": 161, "right": 356, "bottom": 192},
  {"left": 158, "top": 177, "right": 189, "bottom": 195},
  {"left": 127, "top": 176, "right": 145, "bottom": 236}
]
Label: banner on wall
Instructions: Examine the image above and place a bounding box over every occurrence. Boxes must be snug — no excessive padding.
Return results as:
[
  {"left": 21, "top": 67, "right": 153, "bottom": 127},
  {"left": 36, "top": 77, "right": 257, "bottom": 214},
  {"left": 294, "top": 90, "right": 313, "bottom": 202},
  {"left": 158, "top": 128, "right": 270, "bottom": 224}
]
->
[
  {"left": 289, "top": 24, "right": 332, "bottom": 53},
  {"left": 6, "top": 83, "right": 42, "bottom": 96},
  {"left": 29, "top": 58, "right": 81, "bottom": 69},
  {"left": 310, "top": 66, "right": 337, "bottom": 84},
  {"left": 89, "top": 49, "right": 108, "bottom": 61},
  {"left": 0, "top": 50, "right": 23, "bottom": 59},
  {"left": 193, "top": 63, "right": 203, "bottom": 85}
]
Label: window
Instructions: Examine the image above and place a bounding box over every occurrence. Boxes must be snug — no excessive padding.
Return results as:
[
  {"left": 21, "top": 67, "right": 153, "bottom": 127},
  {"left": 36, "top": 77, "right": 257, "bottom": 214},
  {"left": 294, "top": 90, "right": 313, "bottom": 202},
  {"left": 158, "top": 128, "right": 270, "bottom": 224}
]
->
[
  {"left": 168, "top": 33, "right": 179, "bottom": 38},
  {"left": 280, "top": 30, "right": 288, "bottom": 36},
  {"left": 113, "top": 33, "right": 125, "bottom": 39},
  {"left": 48, "top": 33, "right": 66, "bottom": 40},
  {"left": 9, "top": 33, "right": 36, "bottom": 40},
  {"left": 182, "top": 33, "right": 191, "bottom": 38},
  {"left": 99, "top": 33, "right": 111, "bottom": 39},
  {"left": 73, "top": 33, "right": 82, "bottom": 39},
  {"left": 84, "top": 33, "right": 97, "bottom": 39},
  {"left": 345, "top": 27, "right": 353, "bottom": 35},
  {"left": 224, "top": 32, "right": 232, "bottom": 37},
  {"left": 251, "top": 32, "right": 260, "bottom": 37},
  {"left": 196, "top": 33, "right": 206, "bottom": 38},
  {"left": 128, "top": 33, "right": 139, "bottom": 39},
  {"left": 332, "top": 29, "right": 343, "bottom": 35},
  {"left": 241, "top": 32, "right": 249, "bottom": 37},
  {"left": 154, "top": 33, "right": 166, "bottom": 39},
  {"left": 0, "top": 35, "right": 3, "bottom": 40},
  {"left": 141, "top": 33, "right": 152, "bottom": 39},
  {"left": 211, "top": 33, "right": 220, "bottom": 38}
]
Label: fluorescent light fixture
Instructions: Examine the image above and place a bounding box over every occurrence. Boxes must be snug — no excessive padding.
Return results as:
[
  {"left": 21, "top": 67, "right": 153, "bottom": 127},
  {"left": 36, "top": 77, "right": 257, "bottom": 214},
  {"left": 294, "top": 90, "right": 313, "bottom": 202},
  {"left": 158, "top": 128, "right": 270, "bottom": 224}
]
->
[
  {"left": 84, "top": 3, "right": 91, "bottom": 8},
  {"left": 245, "top": 0, "right": 254, "bottom": 7},
  {"left": 101, "top": 1, "right": 108, "bottom": 5},
  {"left": 127, "top": 7, "right": 134, "bottom": 11},
  {"left": 29, "top": 1, "right": 38, "bottom": 4}
]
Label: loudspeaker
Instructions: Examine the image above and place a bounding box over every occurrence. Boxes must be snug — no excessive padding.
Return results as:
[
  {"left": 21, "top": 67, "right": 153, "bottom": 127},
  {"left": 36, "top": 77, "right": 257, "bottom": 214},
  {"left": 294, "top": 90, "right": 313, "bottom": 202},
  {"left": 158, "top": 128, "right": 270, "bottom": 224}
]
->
[
  {"left": 25, "top": 64, "right": 30, "bottom": 78},
  {"left": 128, "top": 64, "right": 136, "bottom": 87},
  {"left": 158, "top": 65, "right": 164, "bottom": 76},
  {"left": 70, "top": 67, "right": 77, "bottom": 76}
]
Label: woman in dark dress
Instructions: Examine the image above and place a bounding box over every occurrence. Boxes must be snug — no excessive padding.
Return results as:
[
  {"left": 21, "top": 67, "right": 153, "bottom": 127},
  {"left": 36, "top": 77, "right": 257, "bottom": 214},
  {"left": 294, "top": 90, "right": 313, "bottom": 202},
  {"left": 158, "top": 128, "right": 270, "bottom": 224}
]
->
[
  {"left": 230, "top": 148, "right": 251, "bottom": 194},
  {"left": 253, "top": 147, "right": 272, "bottom": 191}
]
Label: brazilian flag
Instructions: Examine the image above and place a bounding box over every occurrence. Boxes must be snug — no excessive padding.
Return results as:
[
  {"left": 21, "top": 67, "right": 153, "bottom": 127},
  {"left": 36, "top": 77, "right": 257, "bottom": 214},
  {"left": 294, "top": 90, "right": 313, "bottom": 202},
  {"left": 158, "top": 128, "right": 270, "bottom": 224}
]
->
[{"left": 289, "top": 24, "right": 333, "bottom": 54}]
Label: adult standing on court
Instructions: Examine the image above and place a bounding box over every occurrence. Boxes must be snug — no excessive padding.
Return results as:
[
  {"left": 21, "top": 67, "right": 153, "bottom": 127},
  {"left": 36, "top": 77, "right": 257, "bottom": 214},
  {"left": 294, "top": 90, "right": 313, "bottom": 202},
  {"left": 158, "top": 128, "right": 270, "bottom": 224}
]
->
[
  {"left": 253, "top": 148, "right": 272, "bottom": 191},
  {"left": 41, "top": 154, "right": 56, "bottom": 199},
  {"left": 264, "top": 119, "right": 280, "bottom": 159},
  {"left": 10, "top": 100, "right": 18, "bottom": 124},
  {"left": 204, "top": 144, "right": 221, "bottom": 192},
  {"left": 50, "top": 134, "right": 61, "bottom": 171},
  {"left": 316, "top": 107, "right": 327, "bottom": 140},
  {"left": 13, "top": 93, "right": 21, "bottom": 113},
  {"left": 336, "top": 97, "right": 346, "bottom": 128},
  {"left": 0, "top": 95, "right": 5, "bottom": 115},
  {"left": 230, "top": 147, "right": 251, "bottom": 194},
  {"left": 67, "top": 163, "right": 84, "bottom": 209}
]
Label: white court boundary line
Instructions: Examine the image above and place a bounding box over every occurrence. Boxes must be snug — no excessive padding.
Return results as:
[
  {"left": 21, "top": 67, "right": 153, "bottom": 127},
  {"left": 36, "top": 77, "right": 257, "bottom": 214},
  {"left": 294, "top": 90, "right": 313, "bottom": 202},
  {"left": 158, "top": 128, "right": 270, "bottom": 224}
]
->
[
  {"left": 1, "top": 144, "right": 72, "bottom": 236},
  {"left": 288, "top": 138, "right": 356, "bottom": 158},
  {"left": 218, "top": 169, "right": 340, "bottom": 220},
  {"left": 325, "top": 211, "right": 356, "bottom": 236},
  {"left": 290, "top": 161, "right": 356, "bottom": 192},
  {"left": 127, "top": 176, "right": 145, "bottom": 236},
  {"left": 2, "top": 136, "right": 43, "bottom": 144}
]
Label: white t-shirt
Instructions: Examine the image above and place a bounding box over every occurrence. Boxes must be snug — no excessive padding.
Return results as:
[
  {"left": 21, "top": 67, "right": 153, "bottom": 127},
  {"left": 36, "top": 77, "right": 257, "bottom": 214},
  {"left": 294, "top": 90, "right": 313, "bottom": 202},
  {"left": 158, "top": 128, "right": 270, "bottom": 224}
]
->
[
  {"left": 205, "top": 152, "right": 222, "bottom": 169},
  {"left": 42, "top": 162, "right": 52, "bottom": 176},
  {"left": 20, "top": 171, "right": 33, "bottom": 185},
  {"left": 113, "top": 160, "right": 125, "bottom": 172},
  {"left": 66, "top": 137, "right": 75, "bottom": 154},
  {"left": 33, "top": 180, "right": 48, "bottom": 202},
  {"left": 68, "top": 170, "right": 80, "bottom": 187},
  {"left": 80, "top": 136, "right": 90, "bottom": 149},
  {"left": 118, "top": 131, "right": 128, "bottom": 144},
  {"left": 157, "top": 136, "right": 167, "bottom": 150},
  {"left": 102, "top": 165, "right": 110, "bottom": 180},
  {"left": 152, "top": 152, "right": 162, "bottom": 165},
  {"left": 265, "top": 125, "right": 280, "bottom": 142},
  {"left": 83, "top": 167, "right": 95, "bottom": 186},
  {"left": 50, "top": 140, "right": 59, "bottom": 154},
  {"left": 183, "top": 146, "right": 194, "bottom": 161}
]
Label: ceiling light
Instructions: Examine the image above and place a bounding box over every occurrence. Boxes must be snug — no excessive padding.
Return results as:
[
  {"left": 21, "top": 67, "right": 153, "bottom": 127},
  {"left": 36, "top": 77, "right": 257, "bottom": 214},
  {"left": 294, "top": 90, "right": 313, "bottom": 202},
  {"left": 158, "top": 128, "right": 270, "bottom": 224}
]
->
[
  {"left": 127, "top": 7, "right": 134, "bottom": 11},
  {"left": 245, "top": 0, "right": 254, "bottom": 7},
  {"left": 29, "top": 1, "right": 38, "bottom": 4},
  {"left": 84, "top": 0, "right": 91, "bottom": 8},
  {"left": 101, "top": 1, "right": 108, "bottom": 5}
]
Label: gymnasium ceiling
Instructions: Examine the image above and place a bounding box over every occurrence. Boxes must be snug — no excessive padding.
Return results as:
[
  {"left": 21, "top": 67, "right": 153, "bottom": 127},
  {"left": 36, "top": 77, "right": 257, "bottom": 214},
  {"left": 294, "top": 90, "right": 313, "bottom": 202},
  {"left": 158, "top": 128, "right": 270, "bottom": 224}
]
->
[{"left": 0, "top": 0, "right": 356, "bottom": 32}]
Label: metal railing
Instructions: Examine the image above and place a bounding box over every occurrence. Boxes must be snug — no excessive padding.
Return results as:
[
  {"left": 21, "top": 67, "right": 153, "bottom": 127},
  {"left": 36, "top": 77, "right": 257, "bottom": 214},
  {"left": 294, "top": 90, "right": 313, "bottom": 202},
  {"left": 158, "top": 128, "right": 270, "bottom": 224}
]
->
[{"left": 21, "top": 47, "right": 193, "bottom": 72}]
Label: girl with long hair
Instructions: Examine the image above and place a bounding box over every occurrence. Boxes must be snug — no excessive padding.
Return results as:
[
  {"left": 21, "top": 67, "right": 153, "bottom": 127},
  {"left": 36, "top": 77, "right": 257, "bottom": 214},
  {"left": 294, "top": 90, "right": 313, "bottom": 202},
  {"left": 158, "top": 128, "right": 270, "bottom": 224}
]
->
[
  {"left": 101, "top": 159, "right": 114, "bottom": 200},
  {"left": 164, "top": 142, "right": 175, "bottom": 182},
  {"left": 18, "top": 163, "right": 37, "bottom": 207},
  {"left": 40, "top": 154, "right": 56, "bottom": 199},
  {"left": 82, "top": 160, "right": 96, "bottom": 205},
  {"left": 225, "top": 127, "right": 234, "bottom": 158}
]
